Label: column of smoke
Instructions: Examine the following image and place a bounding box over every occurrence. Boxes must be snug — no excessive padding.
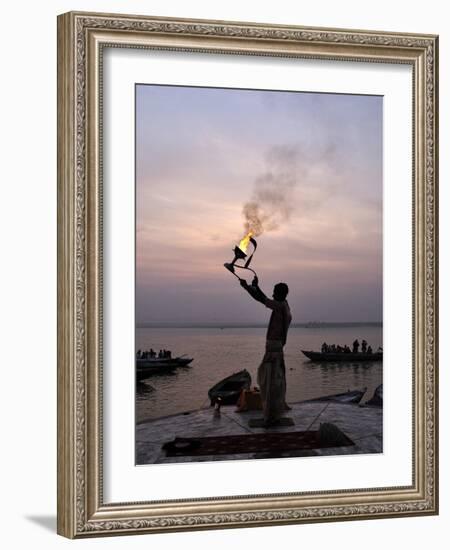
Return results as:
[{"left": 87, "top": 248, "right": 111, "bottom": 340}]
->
[
  {"left": 243, "top": 146, "right": 302, "bottom": 236},
  {"left": 242, "top": 143, "right": 337, "bottom": 236}
]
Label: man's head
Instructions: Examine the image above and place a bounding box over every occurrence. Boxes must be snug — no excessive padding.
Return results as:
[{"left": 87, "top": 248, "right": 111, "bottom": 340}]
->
[{"left": 273, "top": 282, "right": 289, "bottom": 301}]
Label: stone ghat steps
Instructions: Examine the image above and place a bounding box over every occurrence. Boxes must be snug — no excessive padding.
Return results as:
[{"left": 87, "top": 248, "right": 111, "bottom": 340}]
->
[{"left": 136, "top": 401, "right": 382, "bottom": 464}]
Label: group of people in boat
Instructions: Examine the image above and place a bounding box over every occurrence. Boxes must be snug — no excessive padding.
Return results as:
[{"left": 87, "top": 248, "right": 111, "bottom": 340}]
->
[
  {"left": 136, "top": 348, "right": 172, "bottom": 359},
  {"left": 321, "top": 339, "right": 380, "bottom": 355}
]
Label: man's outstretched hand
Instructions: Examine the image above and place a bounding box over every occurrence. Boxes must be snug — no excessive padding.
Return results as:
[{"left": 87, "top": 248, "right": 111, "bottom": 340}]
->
[
  {"left": 239, "top": 277, "right": 259, "bottom": 289},
  {"left": 239, "top": 275, "right": 266, "bottom": 305}
]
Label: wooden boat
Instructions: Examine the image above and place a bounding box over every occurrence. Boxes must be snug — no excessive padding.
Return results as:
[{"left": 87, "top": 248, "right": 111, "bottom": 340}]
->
[
  {"left": 301, "top": 350, "right": 383, "bottom": 363},
  {"left": 136, "top": 356, "right": 193, "bottom": 381},
  {"left": 208, "top": 369, "right": 251, "bottom": 406},
  {"left": 305, "top": 388, "right": 366, "bottom": 404},
  {"left": 365, "top": 384, "right": 383, "bottom": 406}
]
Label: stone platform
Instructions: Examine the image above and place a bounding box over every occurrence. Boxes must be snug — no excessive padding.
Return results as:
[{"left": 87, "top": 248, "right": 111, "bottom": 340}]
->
[{"left": 136, "top": 401, "right": 382, "bottom": 464}]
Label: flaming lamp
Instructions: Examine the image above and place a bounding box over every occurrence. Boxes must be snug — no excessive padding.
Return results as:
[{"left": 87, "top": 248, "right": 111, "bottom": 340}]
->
[
  {"left": 224, "top": 232, "right": 258, "bottom": 278},
  {"left": 224, "top": 245, "right": 247, "bottom": 274}
]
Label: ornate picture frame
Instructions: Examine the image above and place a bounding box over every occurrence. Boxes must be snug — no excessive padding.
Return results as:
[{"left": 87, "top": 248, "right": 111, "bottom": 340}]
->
[{"left": 57, "top": 11, "right": 438, "bottom": 538}]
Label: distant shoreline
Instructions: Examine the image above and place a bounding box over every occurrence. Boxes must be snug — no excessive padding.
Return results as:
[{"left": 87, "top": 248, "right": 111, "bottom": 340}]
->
[{"left": 137, "top": 322, "right": 383, "bottom": 329}]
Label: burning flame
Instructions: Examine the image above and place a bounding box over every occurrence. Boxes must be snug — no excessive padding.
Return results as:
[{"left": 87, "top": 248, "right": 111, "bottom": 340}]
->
[{"left": 238, "top": 231, "right": 253, "bottom": 253}]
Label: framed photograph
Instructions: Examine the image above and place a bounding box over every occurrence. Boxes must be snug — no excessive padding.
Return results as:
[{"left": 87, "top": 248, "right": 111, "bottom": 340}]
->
[{"left": 57, "top": 11, "right": 439, "bottom": 538}]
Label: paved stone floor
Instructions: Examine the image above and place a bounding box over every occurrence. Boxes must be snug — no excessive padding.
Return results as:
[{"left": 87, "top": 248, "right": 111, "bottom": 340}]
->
[{"left": 136, "top": 401, "right": 382, "bottom": 464}]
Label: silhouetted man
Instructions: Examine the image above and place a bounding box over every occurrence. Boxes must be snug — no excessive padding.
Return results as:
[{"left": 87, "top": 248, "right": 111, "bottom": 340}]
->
[
  {"left": 240, "top": 276, "right": 292, "bottom": 427},
  {"left": 361, "top": 339, "right": 368, "bottom": 353}
]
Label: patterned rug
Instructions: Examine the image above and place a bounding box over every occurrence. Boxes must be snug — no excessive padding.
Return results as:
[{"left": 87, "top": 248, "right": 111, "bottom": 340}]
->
[{"left": 162, "top": 430, "right": 354, "bottom": 457}]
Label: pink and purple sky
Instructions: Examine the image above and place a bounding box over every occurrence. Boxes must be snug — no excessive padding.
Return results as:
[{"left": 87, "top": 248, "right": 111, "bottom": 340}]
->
[{"left": 136, "top": 85, "right": 382, "bottom": 325}]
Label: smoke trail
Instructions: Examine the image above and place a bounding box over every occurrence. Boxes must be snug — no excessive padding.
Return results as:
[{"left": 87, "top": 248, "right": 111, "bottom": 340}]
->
[
  {"left": 242, "top": 143, "right": 337, "bottom": 236},
  {"left": 243, "top": 146, "right": 303, "bottom": 236}
]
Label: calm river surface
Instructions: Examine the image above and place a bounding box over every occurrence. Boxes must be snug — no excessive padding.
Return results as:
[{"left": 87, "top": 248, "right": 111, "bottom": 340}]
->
[{"left": 136, "top": 325, "right": 382, "bottom": 423}]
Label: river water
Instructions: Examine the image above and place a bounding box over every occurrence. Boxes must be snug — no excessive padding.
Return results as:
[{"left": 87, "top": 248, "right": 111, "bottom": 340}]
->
[{"left": 136, "top": 325, "right": 382, "bottom": 423}]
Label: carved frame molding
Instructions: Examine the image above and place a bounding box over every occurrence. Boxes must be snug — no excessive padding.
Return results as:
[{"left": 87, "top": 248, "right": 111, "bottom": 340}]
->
[{"left": 57, "top": 12, "right": 438, "bottom": 538}]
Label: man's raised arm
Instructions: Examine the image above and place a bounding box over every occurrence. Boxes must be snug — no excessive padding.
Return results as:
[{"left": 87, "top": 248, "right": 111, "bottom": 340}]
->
[{"left": 239, "top": 276, "right": 267, "bottom": 305}]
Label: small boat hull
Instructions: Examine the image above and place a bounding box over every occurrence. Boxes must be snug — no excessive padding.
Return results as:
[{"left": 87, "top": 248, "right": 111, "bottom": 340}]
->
[
  {"left": 301, "top": 350, "right": 382, "bottom": 363},
  {"left": 136, "top": 357, "right": 193, "bottom": 381},
  {"left": 208, "top": 369, "right": 251, "bottom": 406},
  {"left": 305, "top": 389, "right": 366, "bottom": 404},
  {"left": 365, "top": 384, "right": 383, "bottom": 406}
]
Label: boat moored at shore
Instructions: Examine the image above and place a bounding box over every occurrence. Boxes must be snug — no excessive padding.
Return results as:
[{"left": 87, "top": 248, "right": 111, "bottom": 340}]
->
[
  {"left": 208, "top": 369, "right": 251, "bottom": 406},
  {"left": 303, "top": 388, "right": 367, "bottom": 404},
  {"left": 301, "top": 350, "right": 382, "bottom": 363},
  {"left": 136, "top": 356, "right": 193, "bottom": 381},
  {"left": 365, "top": 384, "right": 383, "bottom": 407}
]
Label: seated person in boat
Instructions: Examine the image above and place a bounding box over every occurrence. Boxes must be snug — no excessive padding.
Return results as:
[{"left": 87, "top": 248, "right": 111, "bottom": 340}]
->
[
  {"left": 361, "top": 339, "right": 368, "bottom": 353},
  {"left": 321, "top": 342, "right": 328, "bottom": 353},
  {"left": 367, "top": 345, "right": 373, "bottom": 354},
  {"left": 239, "top": 276, "right": 292, "bottom": 427}
]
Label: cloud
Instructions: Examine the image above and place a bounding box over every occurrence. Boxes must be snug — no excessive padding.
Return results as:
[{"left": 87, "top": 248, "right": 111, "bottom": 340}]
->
[{"left": 135, "top": 85, "right": 383, "bottom": 323}]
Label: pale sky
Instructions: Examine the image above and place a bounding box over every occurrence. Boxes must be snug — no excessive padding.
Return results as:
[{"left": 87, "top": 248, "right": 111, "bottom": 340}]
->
[{"left": 136, "top": 84, "right": 382, "bottom": 325}]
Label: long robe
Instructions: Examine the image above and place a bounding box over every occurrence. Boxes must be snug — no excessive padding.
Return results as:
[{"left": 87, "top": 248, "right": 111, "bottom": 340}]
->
[{"left": 257, "top": 299, "right": 292, "bottom": 424}]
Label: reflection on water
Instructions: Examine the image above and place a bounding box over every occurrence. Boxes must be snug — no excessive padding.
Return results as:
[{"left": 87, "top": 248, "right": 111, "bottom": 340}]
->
[{"left": 135, "top": 326, "right": 382, "bottom": 422}]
